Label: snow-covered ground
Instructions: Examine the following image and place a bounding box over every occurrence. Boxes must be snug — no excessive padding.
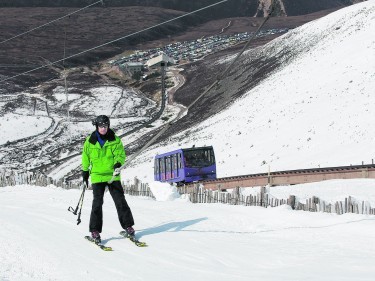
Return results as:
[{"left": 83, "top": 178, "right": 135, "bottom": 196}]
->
[
  {"left": 1, "top": 2, "right": 375, "bottom": 280},
  {"left": 1, "top": 183, "right": 375, "bottom": 281},
  {"left": 0, "top": 84, "right": 159, "bottom": 170},
  {"left": 0, "top": 113, "right": 53, "bottom": 145}
]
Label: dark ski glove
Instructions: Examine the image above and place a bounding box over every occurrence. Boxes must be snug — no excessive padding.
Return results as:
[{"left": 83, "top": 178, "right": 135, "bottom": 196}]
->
[
  {"left": 82, "top": 170, "right": 89, "bottom": 186},
  {"left": 113, "top": 163, "right": 122, "bottom": 176}
]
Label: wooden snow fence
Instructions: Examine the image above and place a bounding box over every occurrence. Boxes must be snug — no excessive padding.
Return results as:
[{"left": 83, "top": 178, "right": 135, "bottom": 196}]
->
[
  {"left": 179, "top": 185, "right": 292, "bottom": 207},
  {"left": 0, "top": 170, "right": 80, "bottom": 189},
  {"left": 295, "top": 195, "right": 375, "bottom": 215},
  {"left": 123, "top": 177, "right": 155, "bottom": 199},
  {"left": 0, "top": 171, "right": 155, "bottom": 199},
  {"left": 177, "top": 184, "right": 375, "bottom": 215},
  {"left": 2, "top": 171, "right": 375, "bottom": 215}
]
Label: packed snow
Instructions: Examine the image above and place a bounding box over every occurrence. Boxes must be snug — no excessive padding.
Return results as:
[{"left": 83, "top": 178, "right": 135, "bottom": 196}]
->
[
  {"left": 1, "top": 183, "right": 375, "bottom": 281},
  {"left": 1, "top": 1, "right": 375, "bottom": 281}
]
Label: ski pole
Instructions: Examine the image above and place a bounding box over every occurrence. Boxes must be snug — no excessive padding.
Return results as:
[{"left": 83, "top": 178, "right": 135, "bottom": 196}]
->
[
  {"left": 108, "top": 167, "right": 123, "bottom": 184},
  {"left": 76, "top": 182, "right": 87, "bottom": 225},
  {"left": 68, "top": 182, "right": 85, "bottom": 214},
  {"left": 68, "top": 182, "right": 87, "bottom": 225}
]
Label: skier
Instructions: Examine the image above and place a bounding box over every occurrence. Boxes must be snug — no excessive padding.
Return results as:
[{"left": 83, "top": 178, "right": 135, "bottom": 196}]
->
[{"left": 82, "top": 115, "right": 135, "bottom": 243}]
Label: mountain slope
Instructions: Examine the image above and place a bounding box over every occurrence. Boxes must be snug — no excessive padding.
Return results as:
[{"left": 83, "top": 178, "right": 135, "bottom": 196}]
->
[
  {"left": 0, "top": 0, "right": 362, "bottom": 87},
  {"left": 0, "top": 0, "right": 360, "bottom": 17},
  {"left": 124, "top": 0, "right": 375, "bottom": 180}
]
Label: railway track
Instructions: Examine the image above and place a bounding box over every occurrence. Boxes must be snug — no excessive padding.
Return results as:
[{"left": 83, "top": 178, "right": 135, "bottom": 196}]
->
[{"left": 185, "top": 164, "right": 375, "bottom": 191}]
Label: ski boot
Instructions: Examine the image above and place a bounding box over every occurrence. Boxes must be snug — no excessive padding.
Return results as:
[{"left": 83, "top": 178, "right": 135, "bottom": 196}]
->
[
  {"left": 91, "top": 231, "right": 101, "bottom": 244},
  {"left": 125, "top": 226, "right": 135, "bottom": 237}
]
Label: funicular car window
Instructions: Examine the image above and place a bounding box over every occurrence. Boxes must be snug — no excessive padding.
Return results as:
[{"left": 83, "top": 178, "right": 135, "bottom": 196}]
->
[
  {"left": 172, "top": 154, "right": 178, "bottom": 170},
  {"left": 160, "top": 157, "right": 165, "bottom": 173},
  {"left": 154, "top": 158, "right": 159, "bottom": 175},
  {"left": 184, "top": 149, "right": 214, "bottom": 167},
  {"left": 166, "top": 156, "right": 171, "bottom": 173},
  {"left": 178, "top": 153, "right": 182, "bottom": 168}
]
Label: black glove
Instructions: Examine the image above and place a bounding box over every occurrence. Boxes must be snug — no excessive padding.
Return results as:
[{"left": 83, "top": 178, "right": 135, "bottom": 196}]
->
[
  {"left": 82, "top": 171, "right": 89, "bottom": 186},
  {"left": 113, "top": 163, "right": 122, "bottom": 176}
]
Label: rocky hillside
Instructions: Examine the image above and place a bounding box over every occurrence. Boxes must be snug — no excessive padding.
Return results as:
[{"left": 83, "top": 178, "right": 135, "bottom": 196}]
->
[
  {"left": 148, "top": 0, "right": 369, "bottom": 145},
  {"left": 0, "top": 0, "right": 364, "bottom": 17},
  {"left": 125, "top": 1, "right": 375, "bottom": 177},
  {"left": 0, "top": 0, "right": 364, "bottom": 87}
]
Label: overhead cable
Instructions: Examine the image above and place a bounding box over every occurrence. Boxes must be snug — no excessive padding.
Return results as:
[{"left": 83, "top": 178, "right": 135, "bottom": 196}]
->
[
  {"left": 0, "top": 0, "right": 104, "bottom": 45},
  {"left": 114, "top": 1, "right": 277, "bottom": 174},
  {"left": 188, "top": 1, "right": 276, "bottom": 111},
  {"left": 0, "top": 0, "right": 228, "bottom": 83}
]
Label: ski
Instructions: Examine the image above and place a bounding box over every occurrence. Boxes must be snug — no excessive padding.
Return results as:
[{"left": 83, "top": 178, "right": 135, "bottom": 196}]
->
[
  {"left": 84, "top": 236, "right": 113, "bottom": 251},
  {"left": 119, "top": 231, "right": 148, "bottom": 247}
]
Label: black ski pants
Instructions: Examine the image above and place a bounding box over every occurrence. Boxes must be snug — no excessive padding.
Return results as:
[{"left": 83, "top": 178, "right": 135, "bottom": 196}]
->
[{"left": 89, "top": 180, "right": 134, "bottom": 233}]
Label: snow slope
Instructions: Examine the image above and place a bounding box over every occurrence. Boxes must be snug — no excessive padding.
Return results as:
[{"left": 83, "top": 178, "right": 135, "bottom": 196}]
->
[
  {"left": 1, "top": 183, "right": 375, "bottom": 281},
  {"left": 122, "top": 1, "right": 375, "bottom": 183},
  {"left": 0, "top": 113, "right": 53, "bottom": 145}
]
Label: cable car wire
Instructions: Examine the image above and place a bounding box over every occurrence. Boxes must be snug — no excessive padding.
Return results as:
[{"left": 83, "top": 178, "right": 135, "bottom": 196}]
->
[
  {"left": 0, "top": 0, "right": 104, "bottom": 45},
  {"left": 188, "top": 2, "right": 276, "bottom": 111},
  {"left": 0, "top": 0, "right": 228, "bottom": 83},
  {"left": 111, "top": 1, "right": 277, "bottom": 177}
]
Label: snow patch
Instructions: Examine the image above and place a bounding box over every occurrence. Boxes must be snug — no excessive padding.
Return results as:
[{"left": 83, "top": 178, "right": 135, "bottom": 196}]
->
[{"left": 148, "top": 181, "right": 181, "bottom": 201}]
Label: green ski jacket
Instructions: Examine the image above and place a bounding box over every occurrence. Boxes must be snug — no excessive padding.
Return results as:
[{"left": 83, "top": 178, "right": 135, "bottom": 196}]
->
[{"left": 82, "top": 129, "right": 126, "bottom": 183}]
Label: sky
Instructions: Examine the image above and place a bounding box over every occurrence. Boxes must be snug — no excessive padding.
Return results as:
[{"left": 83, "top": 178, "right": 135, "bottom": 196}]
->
[{"left": 1, "top": 1, "right": 375, "bottom": 280}]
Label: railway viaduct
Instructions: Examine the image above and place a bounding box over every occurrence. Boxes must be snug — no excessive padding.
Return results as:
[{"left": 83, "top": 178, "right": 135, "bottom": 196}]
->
[{"left": 197, "top": 164, "right": 375, "bottom": 190}]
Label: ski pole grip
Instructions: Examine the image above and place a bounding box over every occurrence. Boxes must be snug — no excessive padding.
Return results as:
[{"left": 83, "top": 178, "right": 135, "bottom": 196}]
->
[
  {"left": 108, "top": 174, "right": 115, "bottom": 184},
  {"left": 108, "top": 166, "right": 123, "bottom": 184}
]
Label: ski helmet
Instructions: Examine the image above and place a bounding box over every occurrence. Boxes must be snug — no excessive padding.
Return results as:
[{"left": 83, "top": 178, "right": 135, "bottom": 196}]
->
[{"left": 92, "top": 115, "right": 110, "bottom": 127}]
